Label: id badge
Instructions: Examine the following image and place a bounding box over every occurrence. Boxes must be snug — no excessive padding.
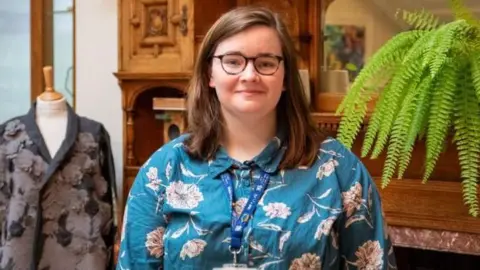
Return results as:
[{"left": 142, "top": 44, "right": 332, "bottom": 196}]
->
[{"left": 213, "top": 263, "right": 257, "bottom": 270}]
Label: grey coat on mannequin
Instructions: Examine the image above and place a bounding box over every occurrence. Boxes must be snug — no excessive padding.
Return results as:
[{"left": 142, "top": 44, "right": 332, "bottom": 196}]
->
[{"left": 0, "top": 100, "right": 117, "bottom": 270}]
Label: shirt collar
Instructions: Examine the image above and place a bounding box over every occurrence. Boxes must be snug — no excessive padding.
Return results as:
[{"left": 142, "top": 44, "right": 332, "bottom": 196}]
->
[{"left": 208, "top": 125, "right": 287, "bottom": 178}]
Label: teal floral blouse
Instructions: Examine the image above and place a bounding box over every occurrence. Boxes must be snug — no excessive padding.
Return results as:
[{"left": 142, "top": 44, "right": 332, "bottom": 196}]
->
[{"left": 117, "top": 133, "right": 397, "bottom": 270}]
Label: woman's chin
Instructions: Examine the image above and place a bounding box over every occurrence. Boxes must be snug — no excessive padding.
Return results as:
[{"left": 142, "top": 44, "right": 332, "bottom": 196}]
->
[{"left": 233, "top": 104, "right": 270, "bottom": 114}]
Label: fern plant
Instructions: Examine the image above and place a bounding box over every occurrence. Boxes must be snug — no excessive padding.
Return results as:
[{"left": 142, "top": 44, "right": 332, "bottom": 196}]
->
[{"left": 336, "top": 0, "right": 480, "bottom": 217}]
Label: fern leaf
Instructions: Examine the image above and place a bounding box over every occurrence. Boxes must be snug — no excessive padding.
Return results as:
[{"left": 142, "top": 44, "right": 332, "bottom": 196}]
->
[
  {"left": 452, "top": 61, "right": 480, "bottom": 217},
  {"left": 381, "top": 71, "right": 430, "bottom": 188},
  {"left": 424, "top": 60, "right": 458, "bottom": 182},
  {"left": 397, "top": 75, "right": 434, "bottom": 179},
  {"left": 336, "top": 30, "right": 425, "bottom": 117},
  {"left": 471, "top": 51, "right": 480, "bottom": 101},
  {"left": 337, "top": 31, "right": 429, "bottom": 149},
  {"left": 370, "top": 31, "right": 435, "bottom": 159},
  {"left": 361, "top": 81, "right": 391, "bottom": 157},
  {"left": 396, "top": 8, "right": 442, "bottom": 30},
  {"left": 427, "top": 20, "right": 469, "bottom": 78},
  {"left": 450, "top": 0, "right": 480, "bottom": 28},
  {"left": 336, "top": 90, "right": 373, "bottom": 149}
]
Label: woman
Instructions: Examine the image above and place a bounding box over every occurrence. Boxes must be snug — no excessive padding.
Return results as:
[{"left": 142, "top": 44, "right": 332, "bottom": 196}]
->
[{"left": 117, "top": 6, "right": 396, "bottom": 270}]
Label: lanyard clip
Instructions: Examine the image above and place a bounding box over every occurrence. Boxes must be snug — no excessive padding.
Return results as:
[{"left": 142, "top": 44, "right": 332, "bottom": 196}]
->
[{"left": 229, "top": 246, "right": 242, "bottom": 265}]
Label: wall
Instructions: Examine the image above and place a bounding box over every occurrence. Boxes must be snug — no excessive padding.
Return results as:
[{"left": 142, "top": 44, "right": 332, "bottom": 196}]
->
[{"left": 75, "top": 0, "right": 124, "bottom": 202}]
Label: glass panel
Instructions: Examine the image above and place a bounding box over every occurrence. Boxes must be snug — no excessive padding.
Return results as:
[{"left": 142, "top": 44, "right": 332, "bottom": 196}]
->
[
  {"left": 0, "top": 1, "right": 31, "bottom": 123},
  {"left": 53, "top": 0, "right": 74, "bottom": 106}
]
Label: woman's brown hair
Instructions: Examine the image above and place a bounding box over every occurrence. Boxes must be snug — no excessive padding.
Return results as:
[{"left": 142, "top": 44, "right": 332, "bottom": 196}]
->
[{"left": 184, "top": 6, "right": 323, "bottom": 169}]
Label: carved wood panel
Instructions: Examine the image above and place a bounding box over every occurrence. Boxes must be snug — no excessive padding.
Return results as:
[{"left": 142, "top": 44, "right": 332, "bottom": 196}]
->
[{"left": 119, "top": 0, "right": 194, "bottom": 73}]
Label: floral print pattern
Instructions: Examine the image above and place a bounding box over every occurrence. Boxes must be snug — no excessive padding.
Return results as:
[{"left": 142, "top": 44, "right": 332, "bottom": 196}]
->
[
  {"left": 263, "top": 202, "right": 291, "bottom": 219},
  {"left": 165, "top": 181, "right": 204, "bottom": 209},
  {"left": 146, "top": 227, "right": 165, "bottom": 258},
  {"left": 117, "top": 134, "right": 396, "bottom": 269},
  {"left": 354, "top": 240, "right": 384, "bottom": 269},
  {"left": 289, "top": 253, "right": 322, "bottom": 270},
  {"left": 342, "top": 182, "right": 365, "bottom": 218},
  {"left": 0, "top": 106, "right": 116, "bottom": 270},
  {"left": 180, "top": 239, "right": 207, "bottom": 260}
]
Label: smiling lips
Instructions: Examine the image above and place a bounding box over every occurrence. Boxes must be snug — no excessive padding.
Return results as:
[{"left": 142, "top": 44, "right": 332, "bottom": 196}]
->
[{"left": 236, "top": 89, "right": 265, "bottom": 94}]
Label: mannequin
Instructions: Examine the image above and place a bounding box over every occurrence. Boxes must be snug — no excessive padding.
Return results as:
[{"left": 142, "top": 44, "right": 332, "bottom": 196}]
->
[
  {"left": 36, "top": 66, "right": 68, "bottom": 158},
  {"left": 0, "top": 65, "right": 117, "bottom": 270}
]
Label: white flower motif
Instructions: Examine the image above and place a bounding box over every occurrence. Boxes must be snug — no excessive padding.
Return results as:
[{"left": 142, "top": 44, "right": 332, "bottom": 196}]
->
[
  {"left": 314, "top": 216, "right": 336, "bottom": 239},
  {"left": 355, "top": 240, "right": 384, "bottom": 269},
  {"left": 146, "top": 167, "right": 158, "bottom": 181},
  {"left": 166, "top": 181, "right": 204, "bottom": 209},
  {"left": 263, "top": 202, "right": 291, "bottom": 219},
  {"left": 145, "top": 166, "right": 162, "bottom": 192},
  {"left": 180, "top": 239, "right": 207, "bottom": 260},
  {"left": 234, "top": 197, "right": 248, "bottom": 216},
  {"left": 316, "top": 159, "right": 339, "bottom": 180},
  {"left": 289, "top": 253, "right": 322, "bottom": 270},
  {"left": 145, "top": 227, "right": 165, "bottom": 258},
  {"left": 342, "top": 182, "right": 364, "bottom": 218},
  {"left": 166, "top": 162, "right": 172, "bottom": 181}
]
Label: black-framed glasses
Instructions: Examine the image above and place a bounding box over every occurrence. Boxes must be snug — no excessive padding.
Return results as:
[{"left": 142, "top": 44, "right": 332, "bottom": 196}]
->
[{"left": 212, "top": 54, "right": 283, "bottom": 76}]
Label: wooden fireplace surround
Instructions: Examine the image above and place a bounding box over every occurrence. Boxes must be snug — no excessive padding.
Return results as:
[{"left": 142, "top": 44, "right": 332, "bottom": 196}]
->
[{"left": 114, "top": 0, "right": 480, "bottom": 259}]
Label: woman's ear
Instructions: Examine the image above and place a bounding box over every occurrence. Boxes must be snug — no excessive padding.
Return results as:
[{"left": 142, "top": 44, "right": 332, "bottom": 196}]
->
[
  {"left": 208, "top": 65, "right": 215, "bottom": 88},
  {"left": 209, "top": 76, "right": 215, "bottom": 88}
]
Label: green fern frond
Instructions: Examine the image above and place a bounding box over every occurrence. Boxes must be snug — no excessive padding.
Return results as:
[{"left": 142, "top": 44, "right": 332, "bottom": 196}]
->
[
  {"left": 397, "top": 75, "right": 434, "bottom": 179},
  {"left": 336, "top": 3, "right": 480, "bottom": 217},
  {"left": 452, "top": 62, "right": 480, "bottom": 217},
  {"left": 450, "top": 0, "right": 480, "bottom": 28},
  {"left": 381, "top": 71, "right": 430, "bottom": 188},
  {"left": 427, "top": 20, "right": 470, "bottom": 78},
  {"left": 336, "top": 31, "right": 427, "bottom": 149},
  {"left": 336, "top": 88, "right": 374, "bottom": 149},
  {"left": 424, "top": 60, "right": 458, "bottom": 182},
  {"left": 360, "top": 81, "right": 391, "bottom": 157},
  {"left": 370, "top": 31, "right": 435, "bottom": 159},
  {"left": 336, "top": 30, "right": 427, "bottom": 112},
  {"left": 471, "top": 51, "right": 480, "bottom": 101},
  {"left": 335, "top": 31, "right": 426, "bottom": 116},
  {"left": 396, "top": 8, "right": 442, "bottom": 30}
]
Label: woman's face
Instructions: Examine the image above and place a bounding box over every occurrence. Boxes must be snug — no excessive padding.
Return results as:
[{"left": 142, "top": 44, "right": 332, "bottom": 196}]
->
[{"left": 209, "top": 25, "right": 285, "bottom": 119}]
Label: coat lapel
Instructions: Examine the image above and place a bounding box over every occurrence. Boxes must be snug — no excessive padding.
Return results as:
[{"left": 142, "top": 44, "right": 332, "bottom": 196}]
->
[{"left": 23, "top": 102, "right": 79, "bottom": 186}]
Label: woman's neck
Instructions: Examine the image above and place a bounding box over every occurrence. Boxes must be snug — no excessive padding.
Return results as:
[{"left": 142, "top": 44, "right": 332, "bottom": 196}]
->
[
  {"left": 221, "top": 110, "right": 277, "bottom": 162},
  {"left": 36, "top": 97, "right": 67, "bottom": 118}
]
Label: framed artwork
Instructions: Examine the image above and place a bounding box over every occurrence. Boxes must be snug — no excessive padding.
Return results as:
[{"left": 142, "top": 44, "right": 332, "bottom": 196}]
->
[{"left": 324, "top": 24, "right": 366, "bottom": 82}]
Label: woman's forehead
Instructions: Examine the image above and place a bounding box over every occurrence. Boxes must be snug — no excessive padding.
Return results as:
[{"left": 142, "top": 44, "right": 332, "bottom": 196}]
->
[{"left": 214, "top": 26, "right": 282, "bottom": 55}]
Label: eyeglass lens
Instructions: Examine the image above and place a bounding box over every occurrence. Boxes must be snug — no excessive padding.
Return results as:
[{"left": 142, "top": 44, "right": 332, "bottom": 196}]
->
[{"left": 220, "top": 55, "right": 280, "bottom": 75}]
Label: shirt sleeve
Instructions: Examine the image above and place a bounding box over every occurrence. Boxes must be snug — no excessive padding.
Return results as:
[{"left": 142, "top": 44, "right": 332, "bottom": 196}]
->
[
  {"left": 338, "top": 158, "right": 397, "bottom": 270},
  {"left": 116, "top": 152, "right": 169, "bottom": 269}
]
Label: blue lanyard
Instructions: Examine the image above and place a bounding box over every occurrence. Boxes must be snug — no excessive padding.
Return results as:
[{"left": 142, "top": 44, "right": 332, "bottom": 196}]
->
[{"left": 220, "top": 170, "right": 270, "bottom": 251}]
